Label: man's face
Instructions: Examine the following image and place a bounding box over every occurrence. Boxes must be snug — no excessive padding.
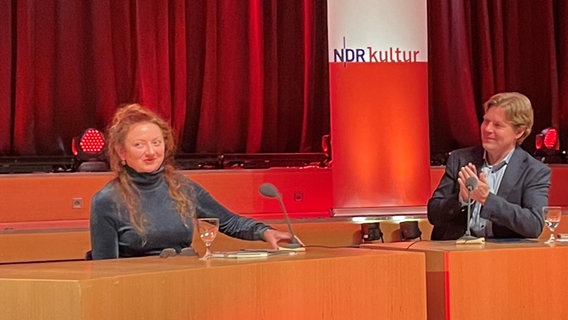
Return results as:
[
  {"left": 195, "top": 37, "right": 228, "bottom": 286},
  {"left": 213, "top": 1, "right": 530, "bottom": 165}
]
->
[{"left": 481, "top": 107, "right": 523, "bottom": 156}]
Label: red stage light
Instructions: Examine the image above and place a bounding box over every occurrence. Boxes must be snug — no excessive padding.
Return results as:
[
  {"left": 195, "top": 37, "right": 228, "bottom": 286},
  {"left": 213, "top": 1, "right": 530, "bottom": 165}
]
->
[
  {"left": 543, "top": 128, "right": 559, "bottom": 150},
  {"left": 73, "top": 128, "right": 105, "bottom": 157},
  {"left": 535, "top": 134, "right": 543, "bottom": 150},
  {"left": 535, "top": 127, "right": 559, "bottom": 151},
  {"left": 72, "top": 128, "right": 108, "bottom": 171}
]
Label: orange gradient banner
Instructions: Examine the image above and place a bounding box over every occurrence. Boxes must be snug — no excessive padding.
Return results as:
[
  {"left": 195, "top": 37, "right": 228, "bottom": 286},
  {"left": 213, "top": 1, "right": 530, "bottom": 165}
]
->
[{"left": 328, "top": 0, "right": 430, "bottom": 212}]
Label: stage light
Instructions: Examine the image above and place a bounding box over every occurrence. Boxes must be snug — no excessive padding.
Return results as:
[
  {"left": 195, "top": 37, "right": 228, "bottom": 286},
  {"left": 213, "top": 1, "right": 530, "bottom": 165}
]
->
[
  {"left": 399, "top": 221, "right": 422, "bottom": 241},
  {"left": 535, "top": 127, "right": 559, "bottom": 152},
  {"left": 535, "top": 127, "right": 564, "bottom": 163},
  {"left": 361, "top": 223, "right": 384, "bottom": 243},
  {"left": 71, "top": 128, "right": 109, "bottom": 172}
]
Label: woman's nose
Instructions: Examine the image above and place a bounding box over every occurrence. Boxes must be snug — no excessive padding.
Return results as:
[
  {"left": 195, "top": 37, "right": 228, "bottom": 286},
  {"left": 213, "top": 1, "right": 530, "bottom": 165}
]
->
[{"left": 145, "top": 144, "right": 156, "bottom": 155}]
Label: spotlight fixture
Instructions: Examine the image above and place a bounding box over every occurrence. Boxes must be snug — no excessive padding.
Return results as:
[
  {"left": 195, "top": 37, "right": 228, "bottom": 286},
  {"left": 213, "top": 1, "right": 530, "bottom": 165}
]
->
[
  {"left": 399, "top": 221, "right": 422, "bottom": 241},
  {"left": 535, "top": 127, "right": 559, "bottom": 152},
  {"left": 361, "top": 223, "right": 384, "bottom": 243},
  {"left": 71, "top": 128, "right": 109, "bottom": 172},
  {"left": 535, "top": 127, "right": 564, "bottom": 163}
]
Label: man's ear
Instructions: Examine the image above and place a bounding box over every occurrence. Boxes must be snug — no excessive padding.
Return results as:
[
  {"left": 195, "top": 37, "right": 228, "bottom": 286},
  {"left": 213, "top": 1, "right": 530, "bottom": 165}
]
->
[{"left": 515, "top": 126, "right": 526, "bottom": 140}]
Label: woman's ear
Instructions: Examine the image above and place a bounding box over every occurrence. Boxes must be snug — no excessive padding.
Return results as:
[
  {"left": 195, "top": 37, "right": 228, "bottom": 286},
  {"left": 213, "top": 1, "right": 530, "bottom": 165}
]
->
[{"left": 116, "top": 147, "right": 126, "bottom": 161}]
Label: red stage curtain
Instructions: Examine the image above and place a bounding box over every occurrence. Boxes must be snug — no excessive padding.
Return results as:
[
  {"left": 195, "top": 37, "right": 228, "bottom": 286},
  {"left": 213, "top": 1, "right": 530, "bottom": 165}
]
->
[
  {"left": 0, "top": 0, "right": 330, "bottom": 155},
  {"left": 3, "top": 0, "right": 568, "bottom": 159},
  {"left": 428, "top": 0, "right": 568, "bottom": 157}
]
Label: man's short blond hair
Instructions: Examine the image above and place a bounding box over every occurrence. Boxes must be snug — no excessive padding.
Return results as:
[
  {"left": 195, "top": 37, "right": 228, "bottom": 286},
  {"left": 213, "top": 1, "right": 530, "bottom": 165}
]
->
[{"left": 483, "top": 92, "right": 534, "bottom": 144}]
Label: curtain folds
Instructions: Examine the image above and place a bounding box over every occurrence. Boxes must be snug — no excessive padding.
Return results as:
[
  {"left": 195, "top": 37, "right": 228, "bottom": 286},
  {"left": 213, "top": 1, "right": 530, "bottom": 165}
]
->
[
  {"left": 2, "top": 0, "right": 568, "bottom": 159},
  {"left": 428, "top": 0, "right": 568, "bottom": 156},
  {"left": 0, "top": 0, "right": 330, "bottom": 156}
]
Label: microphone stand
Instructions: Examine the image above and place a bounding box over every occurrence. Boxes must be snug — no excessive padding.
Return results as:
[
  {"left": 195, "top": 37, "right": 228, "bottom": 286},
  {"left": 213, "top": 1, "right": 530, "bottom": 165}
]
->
[
  {"left": 458, "top": 186, "right": 478, "bottom": 242},
  {"left": 274, "top": 192, "right": 302, "bottom": 249},
  {"left": 259, "top": 183, "right": 303, "bottom": 250}
]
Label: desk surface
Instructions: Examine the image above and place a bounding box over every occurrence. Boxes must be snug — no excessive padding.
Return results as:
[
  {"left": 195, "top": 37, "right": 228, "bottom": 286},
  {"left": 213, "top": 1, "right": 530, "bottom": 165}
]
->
[
  {"left": 363, "top": 240, "right": 568, "bottom": 320},
  {"left": 363, "top": 238, "right": 563, "bottom": 251},
  {"left": 0, "top": 246, "right": 408, "bottom": 279},
  {"left": 0, "top": 247, "right": 427, "bottom": 320}
]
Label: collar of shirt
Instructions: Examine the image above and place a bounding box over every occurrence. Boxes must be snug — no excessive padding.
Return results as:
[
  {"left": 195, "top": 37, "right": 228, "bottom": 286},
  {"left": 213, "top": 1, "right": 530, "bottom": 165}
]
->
[{"left": 482, "top": 148, "right": 515, "bottom": 173}]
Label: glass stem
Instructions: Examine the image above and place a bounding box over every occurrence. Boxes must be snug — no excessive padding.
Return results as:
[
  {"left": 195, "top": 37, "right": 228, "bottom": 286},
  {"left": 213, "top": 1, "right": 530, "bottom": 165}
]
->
[{"left": 205, "top": 242, "right": 212, "bottom": 257}]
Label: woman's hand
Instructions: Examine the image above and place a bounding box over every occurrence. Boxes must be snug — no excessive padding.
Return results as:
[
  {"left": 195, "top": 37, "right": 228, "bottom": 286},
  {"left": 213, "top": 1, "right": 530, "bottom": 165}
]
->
[{"left": 262, "top": 229, "right": 304, "bottom": 250}]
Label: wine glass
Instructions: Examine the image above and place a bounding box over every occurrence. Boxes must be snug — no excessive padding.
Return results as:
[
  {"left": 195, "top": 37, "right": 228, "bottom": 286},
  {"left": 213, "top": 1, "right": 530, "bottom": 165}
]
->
[
  {"left": 195, "top": 218, "right": 220, "bottom": 259},
  {"left": 544, "top": 206, "right": 562, "bottom": 244}
]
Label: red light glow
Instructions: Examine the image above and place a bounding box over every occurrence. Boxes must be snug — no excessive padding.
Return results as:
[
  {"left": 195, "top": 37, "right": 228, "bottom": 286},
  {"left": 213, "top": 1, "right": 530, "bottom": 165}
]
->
[
  {"left": 543, "top": 128, "right": 558, "bottom": 150},
  {"left": 79, "top": 129, "right": 105, "bottom": 154}
]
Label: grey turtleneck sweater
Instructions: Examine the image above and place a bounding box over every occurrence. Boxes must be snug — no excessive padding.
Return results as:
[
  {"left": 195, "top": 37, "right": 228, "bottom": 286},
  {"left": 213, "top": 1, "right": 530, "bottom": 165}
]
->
[{"left": 90, "top": 167, "right": 271, "bottom": 259}]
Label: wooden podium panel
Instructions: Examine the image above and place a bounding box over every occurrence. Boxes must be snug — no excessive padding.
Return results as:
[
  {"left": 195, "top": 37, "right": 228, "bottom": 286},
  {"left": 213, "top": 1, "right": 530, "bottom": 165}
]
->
[
  {"left": 0, "top": 229, "right": 90, "bottom": 263},
  {"left": 0, "top": 248, "right": 427, "bottom": 320},
  {"left": 362, "top": 240, "right": 568, "bottom": 320}
]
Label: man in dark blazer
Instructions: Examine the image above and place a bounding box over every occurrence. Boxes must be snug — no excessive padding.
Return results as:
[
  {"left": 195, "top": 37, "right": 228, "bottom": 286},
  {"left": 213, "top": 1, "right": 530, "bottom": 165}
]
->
[{"left": 428, "top": 92, "right": 551, "bottom": 240}]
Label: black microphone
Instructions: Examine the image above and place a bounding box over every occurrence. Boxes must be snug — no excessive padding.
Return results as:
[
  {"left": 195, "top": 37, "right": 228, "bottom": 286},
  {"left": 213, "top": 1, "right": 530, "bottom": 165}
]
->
[
  {"left": 466, "top": 176, "right": 477, "bottom": 191},
  {"left": 457, "top": 177, "right": 482, "bottom": 243},
  {"left": 259, "top": 183, "right": 303, "bottom": 249},
  {"left": 464, "top": 177, "right": 477, "bottom": 237}
]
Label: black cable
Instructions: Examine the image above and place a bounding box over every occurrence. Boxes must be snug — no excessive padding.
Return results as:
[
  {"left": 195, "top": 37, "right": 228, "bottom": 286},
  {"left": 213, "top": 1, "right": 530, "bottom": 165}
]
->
[{"left": 404, "top": 239, "right": 423, "bottom": 250}]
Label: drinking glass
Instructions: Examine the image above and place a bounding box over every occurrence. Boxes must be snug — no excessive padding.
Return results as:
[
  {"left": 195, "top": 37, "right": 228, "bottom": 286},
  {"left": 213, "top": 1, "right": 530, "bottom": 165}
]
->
[
  {"left": 195, "top": 218, "right": 220, "bottom": 259},
  {"left": 544, "top": 206, "right": 562, "bottom": 244}
]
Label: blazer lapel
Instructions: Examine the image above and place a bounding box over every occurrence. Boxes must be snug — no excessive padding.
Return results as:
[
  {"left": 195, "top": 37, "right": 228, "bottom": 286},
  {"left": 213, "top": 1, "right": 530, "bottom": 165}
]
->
[
  {"left": 496, "top": 147, "right": 525, "bottom": 199},
  {"left": 470, "top": 146, "right": 485, "bottom": 173}
]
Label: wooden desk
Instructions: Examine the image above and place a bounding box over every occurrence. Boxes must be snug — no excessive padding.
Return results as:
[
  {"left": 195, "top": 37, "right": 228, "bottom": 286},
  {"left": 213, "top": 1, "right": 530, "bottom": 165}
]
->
[
  {"left": 0, "top": 228, "right": 91, "bottom": 263},
  {"left": 0, "top": 219, "right": 433, "bottom": 264},
  {"left": 362, "top": 240, "right": 568, "bottom": 320},
  {"left": 0, "top": 248, "right": 427, "bottom": 320}
]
